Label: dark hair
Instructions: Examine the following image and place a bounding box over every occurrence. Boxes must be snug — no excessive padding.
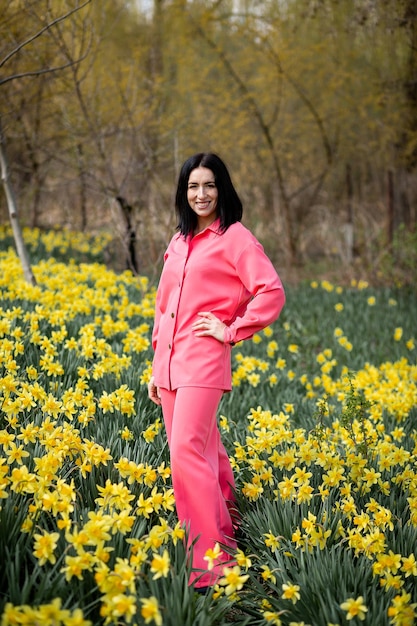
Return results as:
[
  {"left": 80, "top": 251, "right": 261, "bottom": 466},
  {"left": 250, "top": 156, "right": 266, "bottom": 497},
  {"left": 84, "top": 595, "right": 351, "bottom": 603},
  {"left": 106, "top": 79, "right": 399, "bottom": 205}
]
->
[{"left": 175, "top": 152, "right": 243, "bottom": 236}]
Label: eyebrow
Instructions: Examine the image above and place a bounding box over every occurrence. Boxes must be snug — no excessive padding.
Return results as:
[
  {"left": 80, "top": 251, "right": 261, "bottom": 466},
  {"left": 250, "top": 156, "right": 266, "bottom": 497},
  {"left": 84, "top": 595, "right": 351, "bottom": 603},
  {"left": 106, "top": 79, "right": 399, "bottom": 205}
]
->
[{"left": 188, "top": 179, "right": 216, "bottom": 185}]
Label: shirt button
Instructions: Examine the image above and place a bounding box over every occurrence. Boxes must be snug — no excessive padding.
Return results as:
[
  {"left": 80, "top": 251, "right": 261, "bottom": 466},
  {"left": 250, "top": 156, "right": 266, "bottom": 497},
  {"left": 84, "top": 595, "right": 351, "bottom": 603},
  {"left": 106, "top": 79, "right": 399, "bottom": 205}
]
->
[
  {"left": 168, "top": 344, "right": 172, "bottom": 350},
  {"left": 171, "top": 312, "right": 175, "bottom": 318}
]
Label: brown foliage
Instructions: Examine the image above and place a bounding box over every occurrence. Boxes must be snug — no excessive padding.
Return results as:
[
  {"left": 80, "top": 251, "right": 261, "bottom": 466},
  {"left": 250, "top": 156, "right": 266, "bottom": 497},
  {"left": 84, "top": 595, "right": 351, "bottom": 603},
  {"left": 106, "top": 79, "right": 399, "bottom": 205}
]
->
[{"left": 0, "top": 0, "right": 416, "bottom": 281}]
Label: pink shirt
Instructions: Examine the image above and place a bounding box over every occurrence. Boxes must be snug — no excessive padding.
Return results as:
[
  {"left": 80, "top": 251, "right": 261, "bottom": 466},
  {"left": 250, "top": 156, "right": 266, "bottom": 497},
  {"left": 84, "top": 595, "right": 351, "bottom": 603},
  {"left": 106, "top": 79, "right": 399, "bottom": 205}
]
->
[{"left": 152, "top": 218, "right": 285, "bottom": 391}]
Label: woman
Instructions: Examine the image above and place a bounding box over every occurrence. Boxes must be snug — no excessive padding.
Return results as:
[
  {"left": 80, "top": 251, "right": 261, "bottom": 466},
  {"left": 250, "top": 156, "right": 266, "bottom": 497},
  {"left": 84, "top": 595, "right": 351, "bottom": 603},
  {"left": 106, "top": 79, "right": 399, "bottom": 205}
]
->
[{"left": 148, "top": 152, "right": 285, "bottom": 590}]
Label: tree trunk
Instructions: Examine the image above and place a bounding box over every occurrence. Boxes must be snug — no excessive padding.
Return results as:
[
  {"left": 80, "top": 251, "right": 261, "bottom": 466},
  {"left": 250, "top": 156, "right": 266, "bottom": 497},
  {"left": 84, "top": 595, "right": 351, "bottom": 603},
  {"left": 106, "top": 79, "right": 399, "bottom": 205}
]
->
[
  {"left": 387, "top": 169, "right": 394, "bottom": 248},
  {"left": 0, "top": 120, "right": 36, "bottom": 285},
  {"left": 404, "top": 0, "right": 417, "bottom": 170},
  {"left": 77, "top": 143, "right": 88, "bottom": 231},
  {"left": 116, "top": 196, "right": 138, "bottom": 274},
  {"left": 342, "top": 162, "right": 354, "bottom": 264}
]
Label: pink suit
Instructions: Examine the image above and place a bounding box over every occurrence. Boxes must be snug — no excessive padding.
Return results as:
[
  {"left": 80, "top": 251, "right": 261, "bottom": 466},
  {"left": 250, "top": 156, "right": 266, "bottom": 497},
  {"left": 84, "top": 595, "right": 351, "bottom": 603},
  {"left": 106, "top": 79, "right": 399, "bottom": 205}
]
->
[{"left": 152, "top": 218, "right": 285, "bottom": 586}]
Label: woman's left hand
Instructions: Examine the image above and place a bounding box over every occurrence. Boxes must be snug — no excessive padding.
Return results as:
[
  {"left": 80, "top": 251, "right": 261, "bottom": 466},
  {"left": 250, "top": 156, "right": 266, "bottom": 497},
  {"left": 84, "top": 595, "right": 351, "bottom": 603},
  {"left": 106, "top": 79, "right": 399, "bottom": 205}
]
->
[{"left": 192, "top": 311, "right": 226, "bottom": 343}]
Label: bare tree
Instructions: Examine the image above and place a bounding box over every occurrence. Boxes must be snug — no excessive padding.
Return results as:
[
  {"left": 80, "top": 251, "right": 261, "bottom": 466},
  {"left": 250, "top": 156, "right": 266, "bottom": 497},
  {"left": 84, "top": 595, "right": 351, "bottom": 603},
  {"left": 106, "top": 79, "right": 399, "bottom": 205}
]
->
[
  {"left": 0, "top": 0, "right": 91, "bottom": 284},
  {"left": 189, "top": 13, "right": 335, "bottom": 265},
  {"left": 0, "top": 119, "right": 36, "bottom": 284},
  {"left": 43, "top": 0, "right": 175, "bottom": 274}
]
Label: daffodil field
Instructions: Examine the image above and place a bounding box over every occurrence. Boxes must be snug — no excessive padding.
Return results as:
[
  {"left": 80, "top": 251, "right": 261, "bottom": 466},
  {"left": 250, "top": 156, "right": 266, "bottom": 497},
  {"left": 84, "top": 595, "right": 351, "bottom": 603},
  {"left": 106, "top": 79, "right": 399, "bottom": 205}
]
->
[{"left": 0, "top": 226, "right": 416, "bottom": 626}]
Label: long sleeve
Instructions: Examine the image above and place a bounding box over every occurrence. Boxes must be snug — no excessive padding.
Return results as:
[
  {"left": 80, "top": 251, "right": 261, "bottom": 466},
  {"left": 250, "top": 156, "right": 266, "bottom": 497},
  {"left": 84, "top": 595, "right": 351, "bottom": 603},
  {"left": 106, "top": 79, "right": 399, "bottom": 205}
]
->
[
  {"left": 151, "top": 248, "right": 170, "bottom": 352},
  {"left": 151, "top": 289, "right": 161, "bottom": 352},
  {"left": 222, "top": 240, "right": 285, "bottom": 345}
]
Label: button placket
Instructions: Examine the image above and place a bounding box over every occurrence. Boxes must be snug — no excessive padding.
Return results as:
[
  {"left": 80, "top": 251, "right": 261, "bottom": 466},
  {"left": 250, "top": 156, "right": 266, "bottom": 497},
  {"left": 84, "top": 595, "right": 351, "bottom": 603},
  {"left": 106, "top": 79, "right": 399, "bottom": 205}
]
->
[{"left": 167, "top": 245, "right": 189, "bottom": 383}]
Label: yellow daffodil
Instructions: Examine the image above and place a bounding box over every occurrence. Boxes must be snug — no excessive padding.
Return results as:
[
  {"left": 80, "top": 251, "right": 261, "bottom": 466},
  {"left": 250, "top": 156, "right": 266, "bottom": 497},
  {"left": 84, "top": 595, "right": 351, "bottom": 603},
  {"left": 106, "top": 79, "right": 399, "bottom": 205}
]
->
[
  {"left": 140, "top": 596, "right": 162, "bottom": 626},
  {"left": 33, "top": 530, "right": 60, "bottom": 566},
  {"left": 218, "top": 565, "right": 249, "bottom": 596},
  {"left": 282, "top": 582, "right": 301, "bottom": 604},
  {"left": 203, "top": 542, "right": 223, "bottom": 570},
  {"left": 340, "top": 596, "right": 368, "bottom": 621},
  {"left": 150, "top": 549, "right": 170, "bottom": 579}
]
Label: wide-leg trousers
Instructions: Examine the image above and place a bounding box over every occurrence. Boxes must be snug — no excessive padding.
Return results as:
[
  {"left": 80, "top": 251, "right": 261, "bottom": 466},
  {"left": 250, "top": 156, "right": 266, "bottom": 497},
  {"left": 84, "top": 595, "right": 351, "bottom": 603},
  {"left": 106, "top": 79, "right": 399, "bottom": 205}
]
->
[{"left": 159, "top": 386, "right": 237, "bottom": 587}]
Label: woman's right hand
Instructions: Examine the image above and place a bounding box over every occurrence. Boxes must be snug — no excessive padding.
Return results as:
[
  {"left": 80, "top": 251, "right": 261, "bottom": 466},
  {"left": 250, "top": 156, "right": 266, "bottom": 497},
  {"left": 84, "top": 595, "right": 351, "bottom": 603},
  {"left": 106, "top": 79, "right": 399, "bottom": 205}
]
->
[{"left": 148, "top": 376, "right": 161, "bottom": 405}]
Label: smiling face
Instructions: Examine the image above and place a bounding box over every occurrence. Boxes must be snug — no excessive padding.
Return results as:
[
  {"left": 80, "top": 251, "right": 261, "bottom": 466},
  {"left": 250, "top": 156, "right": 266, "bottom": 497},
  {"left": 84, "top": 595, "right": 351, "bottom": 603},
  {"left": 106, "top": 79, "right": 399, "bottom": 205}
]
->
[{"left": 187, "top": 167, "right": 218, "bottom": 232}]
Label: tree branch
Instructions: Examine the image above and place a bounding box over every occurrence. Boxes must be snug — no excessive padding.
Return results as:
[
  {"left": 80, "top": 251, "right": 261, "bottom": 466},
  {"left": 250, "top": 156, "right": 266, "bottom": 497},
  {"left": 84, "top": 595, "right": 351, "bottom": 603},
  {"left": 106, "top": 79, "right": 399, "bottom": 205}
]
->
[
  {"left": 0, "top": 0, "right": 91, "bottom": 71},
  {"left": 0, "top": 54, "right": 90, "bottom": 86}
]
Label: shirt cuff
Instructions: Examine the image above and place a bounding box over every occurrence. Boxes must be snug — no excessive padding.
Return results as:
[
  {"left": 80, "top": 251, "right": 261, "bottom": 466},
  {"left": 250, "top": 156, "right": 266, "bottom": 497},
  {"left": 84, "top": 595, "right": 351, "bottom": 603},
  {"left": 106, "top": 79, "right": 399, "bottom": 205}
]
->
[{"left": 223, "top": 326, "right": 235, "bottom": 345}]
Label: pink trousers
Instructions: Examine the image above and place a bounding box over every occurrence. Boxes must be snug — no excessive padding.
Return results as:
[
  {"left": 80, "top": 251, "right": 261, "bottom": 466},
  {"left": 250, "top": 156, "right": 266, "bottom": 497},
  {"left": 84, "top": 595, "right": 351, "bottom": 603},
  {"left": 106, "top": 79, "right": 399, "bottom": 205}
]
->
[{"left": 159, "top": 386, "right": 237, "bottom": 587}]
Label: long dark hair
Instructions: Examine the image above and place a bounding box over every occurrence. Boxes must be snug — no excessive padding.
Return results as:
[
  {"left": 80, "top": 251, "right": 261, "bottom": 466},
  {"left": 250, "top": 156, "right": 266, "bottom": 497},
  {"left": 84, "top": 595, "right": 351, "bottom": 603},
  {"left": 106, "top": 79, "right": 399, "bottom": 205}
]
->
[{"left": 175, "top": 153, "right": 243, "bottom": 236}]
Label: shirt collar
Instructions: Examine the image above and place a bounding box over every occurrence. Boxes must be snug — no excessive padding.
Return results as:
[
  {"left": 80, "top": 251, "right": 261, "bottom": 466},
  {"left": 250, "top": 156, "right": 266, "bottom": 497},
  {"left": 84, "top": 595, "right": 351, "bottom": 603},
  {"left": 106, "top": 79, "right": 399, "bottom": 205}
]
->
[
  {"left": 206, "top": 216, "right": 221, "bottom": 233},
  {"left": 181, "top": 217, "right": 221, "bottom": 242}
]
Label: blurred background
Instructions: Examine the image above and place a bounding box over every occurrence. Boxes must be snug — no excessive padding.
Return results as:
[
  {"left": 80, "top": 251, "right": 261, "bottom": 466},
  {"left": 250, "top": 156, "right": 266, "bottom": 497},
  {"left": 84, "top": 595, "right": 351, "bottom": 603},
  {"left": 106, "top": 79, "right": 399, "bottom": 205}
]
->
[{"left": 0, "top": 0, "right": 416, "bottom": 284}]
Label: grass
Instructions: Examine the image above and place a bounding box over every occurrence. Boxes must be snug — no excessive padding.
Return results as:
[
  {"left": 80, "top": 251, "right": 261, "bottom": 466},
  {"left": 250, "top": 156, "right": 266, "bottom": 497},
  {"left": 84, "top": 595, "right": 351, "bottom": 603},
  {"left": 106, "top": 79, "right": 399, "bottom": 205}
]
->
[{"left": 0, "top": 228, "right": 416, "bottom": 626}]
